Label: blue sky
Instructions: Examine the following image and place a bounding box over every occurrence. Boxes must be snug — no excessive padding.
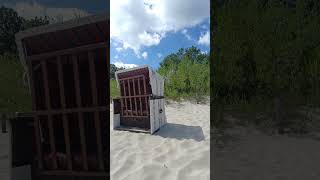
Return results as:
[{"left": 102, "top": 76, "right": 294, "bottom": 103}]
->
[
  {"left": 110, "top": 0, "right": 210, "bottom": 70},
  {"left": 111, "top": 18, "right": 210, "bottom": 69},
  {"left": 1, "top": 0, "right": 210, "bottom": 70}
]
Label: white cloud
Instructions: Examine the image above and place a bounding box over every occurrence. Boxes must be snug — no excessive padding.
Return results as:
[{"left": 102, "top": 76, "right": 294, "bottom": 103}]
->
[
  {"left": 142, "top": 51, "right": 148, "bottom": 59},
  {"left": 114, "top": 61, "right": 138, "bottom": 69},
  {"left": 138, "top": 31, "right": 161, "bottom": 47},
  {"left": 157, "top": 53, "right": 162, "bottom": 58},
  {"left": 111, "top": 0, "right": 209, "bottom": 56},
  {"left": 201, "top": 24, "right": 208, "bottom": 29},
  {"left": 198, "top": 31, "right": 210, "bottom": 46},
  {"left": 114, "top": 55, "right": 119, "bottom": 59},
  {"left": 5, "top": 2, "right": 90, "bottom": 21},
  {"left": 116, "top": 47, "right": 123, "bottom": 52},
  {"left": 112, "top": 41, "right": 118, "bottom": 46},
  {"left": 181, "top": 29, "right": 192, "bottom": 40},
  {"left": 201, "top": 50, "right": 208, "bottom": 54}
]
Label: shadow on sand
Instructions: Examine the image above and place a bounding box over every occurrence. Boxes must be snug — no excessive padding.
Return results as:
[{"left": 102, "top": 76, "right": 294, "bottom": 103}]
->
[{"left": 155, "top": 123, "right": 205, "bottom": 142}]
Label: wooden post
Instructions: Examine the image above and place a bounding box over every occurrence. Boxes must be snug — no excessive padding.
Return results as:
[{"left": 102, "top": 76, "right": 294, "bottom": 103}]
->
[
  {"left": 88, "top": 51, "right": 104, "bottom": 171},
  {"left": 143, "top": 76, "right": 149, "bottom": 116},
  {"left": 26, "top": 59, "right": 43, "bottom": 169},
  {"left": 41, "top": 60, "right": 58, "bottom": 169},
  {"left": 127, "top": 79, "right": 133, "bottom": 116},
  {"left": 72, "top": 54, "right": 88, "bottom": 171},
  {"left": 120, "top": 81, "right": 124, "bottom": 116},
  {"left": 132, "top": 78, "right": 138, "bottom": 116},
  {"left": 57, "top": 57, "right": 72, "bottom": 170},
  {"left": 138, "top": 77, "right": 143, "bottom": 116},
  {"left": 123, "top": 80, "right": 128, "bottom": 116}
]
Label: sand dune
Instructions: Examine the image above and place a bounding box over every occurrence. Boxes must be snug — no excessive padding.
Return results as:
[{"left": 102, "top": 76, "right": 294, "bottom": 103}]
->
[{"left": 110, "top": 101, "right": 210, "bottom": 180}]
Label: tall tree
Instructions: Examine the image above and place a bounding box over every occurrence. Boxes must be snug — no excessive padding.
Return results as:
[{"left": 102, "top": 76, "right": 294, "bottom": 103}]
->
[
  {"left": 110, "top": 64, "right": 124, "bottom": 79},
  {"left": 0, "top": 6, "right": 24, "bottom": 54},
  {"left": 0, "top": 6, "right": 50, "bottom": 55}
]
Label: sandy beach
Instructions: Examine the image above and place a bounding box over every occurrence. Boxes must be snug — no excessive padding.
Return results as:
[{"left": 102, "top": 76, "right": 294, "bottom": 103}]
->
[
  {"left": 213, "top": 124, "right": 320, "bottom": 180},
  {"left": 110, "top": 101, "right": 210, "bottom": 180}
]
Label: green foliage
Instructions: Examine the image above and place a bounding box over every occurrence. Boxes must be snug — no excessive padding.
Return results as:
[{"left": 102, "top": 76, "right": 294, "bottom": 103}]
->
[
  {"left": 110, "top": 64, "right": 124, "bottom": 79},
  {"left": 0, "top": 6, "right": 24, "bottom": 54},
  {"left": 0, "top": 7, "right": 51, "bottom": 117},
  {"left": 212, "top": 0, "right": 320, "bottom": 132},
  {"left": 158, "top": 46, "right": 210, "bottom": 101},
  {"left": 0, "top": 6, "right": 50, "bottom": 55},
  {"left": 214, "top": 0, "right": 320, "bottom": 102},
  {"left": 110, "top": 64, "right": 123, "bottom": 98},
  {"left": 110, "top": 79, "right": 120, "bottom": 98},
  {"left": 0, "top": 54, "right": 31, "bottom": 116},
  {"left": 0, "top": 7, "right": 89, "bottom": 117},
  {"left": 23, "top": 16, "right": 51, "bottom": 30}
]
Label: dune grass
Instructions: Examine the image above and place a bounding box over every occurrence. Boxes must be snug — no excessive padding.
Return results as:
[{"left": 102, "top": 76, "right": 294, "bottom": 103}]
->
[
  {"left": 0, "top": 54, "right": 31, "bottom": 117},
  {"left": 110, "top": 79, "right": 120, "bottom": 98}
]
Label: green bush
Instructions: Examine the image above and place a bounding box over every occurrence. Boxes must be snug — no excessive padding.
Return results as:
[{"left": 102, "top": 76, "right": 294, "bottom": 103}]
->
[
  {"left": 212, "top": 0, "right": 320, "bottom": 132},
  {"left": 0, "top": 54, "right": 31, "bottom": 116},
  {"left": 110, "top": 79, "right": 120, "bottom": 98},
  {"left": 158, "top": 46, "right": 210, "bottom": 101}
]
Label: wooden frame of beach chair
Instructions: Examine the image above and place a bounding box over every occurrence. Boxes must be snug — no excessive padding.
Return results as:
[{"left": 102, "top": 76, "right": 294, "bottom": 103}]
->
[
  {"left": 15, "top": 14, "right": 109, "bottom": 179},
  {"left": 113, "top": 65, "right": 167, "bottom": 134}
]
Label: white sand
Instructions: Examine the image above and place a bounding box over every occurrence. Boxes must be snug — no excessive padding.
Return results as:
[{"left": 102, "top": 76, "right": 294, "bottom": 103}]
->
[
  {"left": 213, "top": 125, "right": 320, "bottom": 180},
  {"left": 110, "top": 101, "right": 210, "bottom": 180}
]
